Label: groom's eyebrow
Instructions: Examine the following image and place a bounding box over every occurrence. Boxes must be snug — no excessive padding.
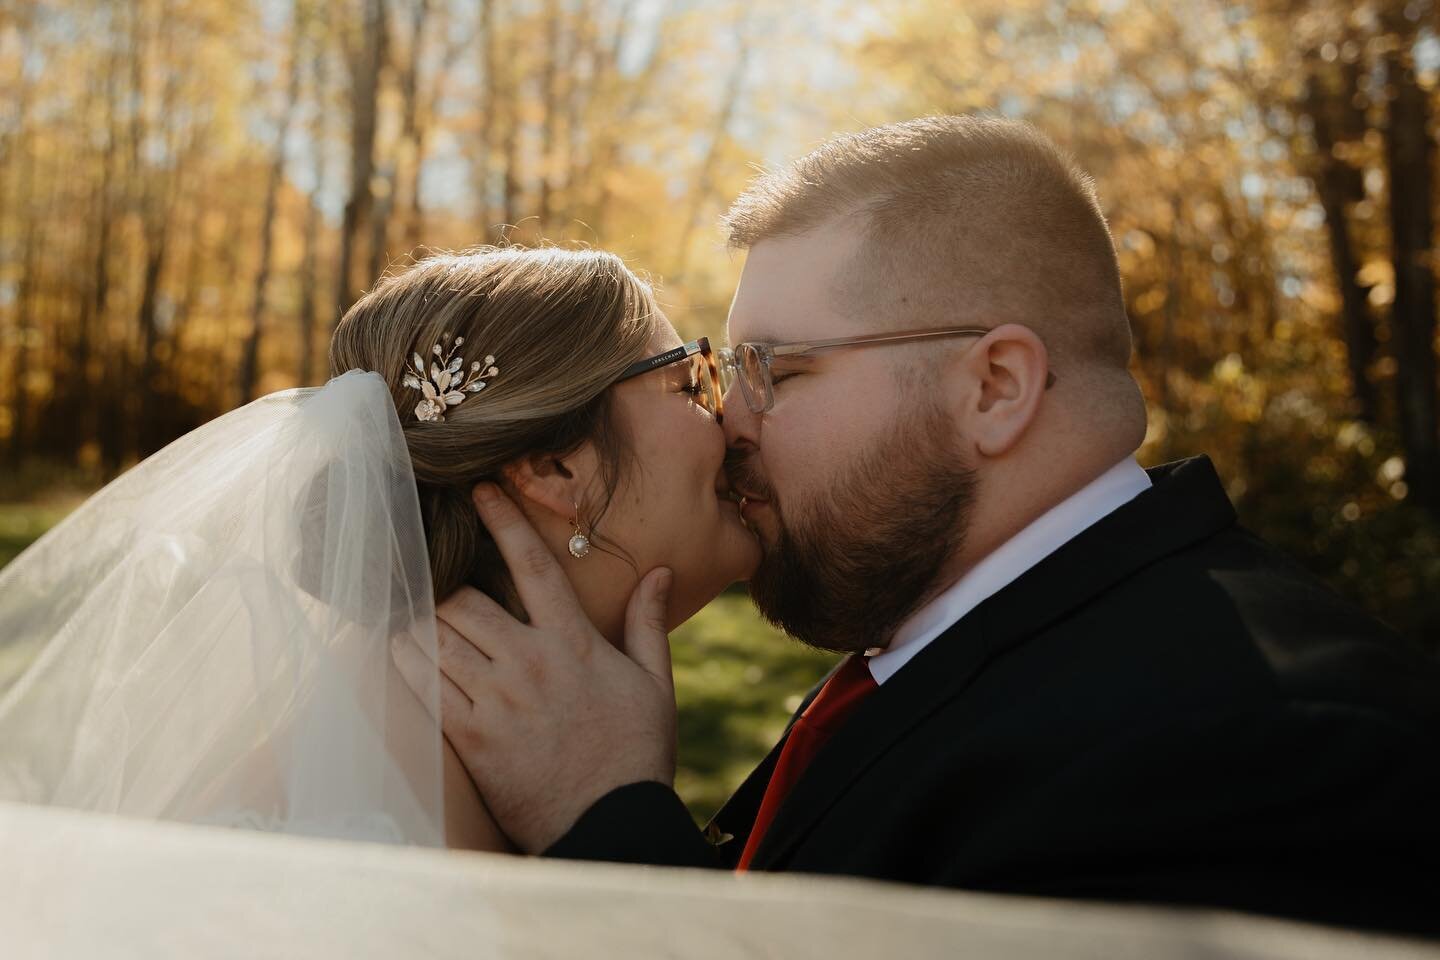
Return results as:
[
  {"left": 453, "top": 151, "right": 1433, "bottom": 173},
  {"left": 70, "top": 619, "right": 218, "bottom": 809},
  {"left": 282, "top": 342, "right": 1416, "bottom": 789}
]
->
[{"left": 771, "top": 351, "right": 820, "bottom": 369}]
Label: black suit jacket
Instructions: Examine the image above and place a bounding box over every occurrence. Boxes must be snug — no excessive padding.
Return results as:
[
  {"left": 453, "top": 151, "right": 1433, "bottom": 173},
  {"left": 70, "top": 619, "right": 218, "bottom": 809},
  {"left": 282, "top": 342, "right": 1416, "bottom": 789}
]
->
[{"left": 546, "top": 457, "right": 1440, "bottom": 936}]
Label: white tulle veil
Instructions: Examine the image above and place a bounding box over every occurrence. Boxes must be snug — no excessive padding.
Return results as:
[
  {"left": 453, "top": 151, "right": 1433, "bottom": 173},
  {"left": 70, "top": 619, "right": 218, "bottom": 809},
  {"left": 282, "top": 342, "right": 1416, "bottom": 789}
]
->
[{"left": 0, "top": 370, "right": 446, "bottom": 845}]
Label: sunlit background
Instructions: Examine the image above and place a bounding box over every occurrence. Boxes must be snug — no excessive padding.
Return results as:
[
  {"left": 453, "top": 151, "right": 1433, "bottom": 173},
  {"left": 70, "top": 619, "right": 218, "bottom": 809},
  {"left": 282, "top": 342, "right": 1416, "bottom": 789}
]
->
[{"left": 2, "top": 0, "right": 1438, "bottom": 816}]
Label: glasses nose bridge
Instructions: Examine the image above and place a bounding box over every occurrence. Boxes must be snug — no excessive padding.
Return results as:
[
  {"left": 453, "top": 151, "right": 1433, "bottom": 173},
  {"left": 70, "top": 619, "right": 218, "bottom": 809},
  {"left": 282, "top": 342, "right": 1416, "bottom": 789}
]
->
[
  {"left": 716, "top": 347, "right": 744, "bottom": 407},
  {"left": 720, "top": 343, "right": 772, "bottom": 415}
]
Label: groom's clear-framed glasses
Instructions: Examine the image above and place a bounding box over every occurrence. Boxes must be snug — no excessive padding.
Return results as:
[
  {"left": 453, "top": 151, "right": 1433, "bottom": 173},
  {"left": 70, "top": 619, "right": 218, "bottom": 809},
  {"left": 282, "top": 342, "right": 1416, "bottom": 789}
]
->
[
  {"left": 614, "top": 336, "right": 724, "bottom": 424},
  {"left": 717, "top": 326, "right": 1058, "bottom": 415}
]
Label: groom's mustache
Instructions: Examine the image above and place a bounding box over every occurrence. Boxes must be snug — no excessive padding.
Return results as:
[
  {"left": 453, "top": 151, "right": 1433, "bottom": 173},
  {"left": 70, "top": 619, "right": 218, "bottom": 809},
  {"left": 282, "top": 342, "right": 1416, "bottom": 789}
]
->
[{"left": 724, "top": 447, "right": 776, "bottom": 504}]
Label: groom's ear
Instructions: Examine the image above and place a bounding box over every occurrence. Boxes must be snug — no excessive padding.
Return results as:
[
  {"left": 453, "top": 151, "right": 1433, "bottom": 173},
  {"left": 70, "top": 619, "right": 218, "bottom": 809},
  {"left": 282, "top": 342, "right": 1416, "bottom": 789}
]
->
[
  {"left": 498, "top": 445, "right": 603, "bottom": 523},
  {"left": 951, "top": 323, "right": 1050, "bottom": 460}
]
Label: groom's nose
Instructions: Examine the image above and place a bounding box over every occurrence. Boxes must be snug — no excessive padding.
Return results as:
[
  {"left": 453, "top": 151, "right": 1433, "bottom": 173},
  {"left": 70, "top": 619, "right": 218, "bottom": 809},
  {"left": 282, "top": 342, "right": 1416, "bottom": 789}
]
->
[{"left": 720, "top": 383, "right": 759, "bottom": 450}]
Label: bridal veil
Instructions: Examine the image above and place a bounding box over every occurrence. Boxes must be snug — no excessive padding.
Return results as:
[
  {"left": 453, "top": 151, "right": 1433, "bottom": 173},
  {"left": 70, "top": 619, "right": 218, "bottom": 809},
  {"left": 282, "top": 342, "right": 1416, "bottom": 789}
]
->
[{"left": 0, "top": 370, "right": 446, "bottom": 844}]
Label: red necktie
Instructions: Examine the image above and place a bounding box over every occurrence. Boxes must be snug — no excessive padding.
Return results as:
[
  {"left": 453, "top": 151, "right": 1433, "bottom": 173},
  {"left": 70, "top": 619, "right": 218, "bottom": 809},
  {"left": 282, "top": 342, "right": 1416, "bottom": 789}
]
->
[{"left": 735, "top": 655, "right": 878, "bottom": 872}]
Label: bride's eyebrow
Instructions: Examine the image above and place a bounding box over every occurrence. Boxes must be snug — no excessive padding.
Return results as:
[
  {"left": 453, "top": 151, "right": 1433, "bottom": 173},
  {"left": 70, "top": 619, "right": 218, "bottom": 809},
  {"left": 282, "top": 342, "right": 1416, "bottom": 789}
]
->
[{"left": 659, "top": 360, "right": 696, "bottom": 384}]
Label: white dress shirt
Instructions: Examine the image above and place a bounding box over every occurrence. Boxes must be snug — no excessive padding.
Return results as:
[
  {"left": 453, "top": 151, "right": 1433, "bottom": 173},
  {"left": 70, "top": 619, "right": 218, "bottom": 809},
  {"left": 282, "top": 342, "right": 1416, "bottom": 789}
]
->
[{"left": 865, "top": 458, "right": 1153, "bottom": 685}]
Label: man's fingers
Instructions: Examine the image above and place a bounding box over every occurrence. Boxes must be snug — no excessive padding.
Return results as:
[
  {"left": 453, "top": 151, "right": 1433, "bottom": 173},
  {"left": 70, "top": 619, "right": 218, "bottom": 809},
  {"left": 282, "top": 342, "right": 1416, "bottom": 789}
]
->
[
  {"left": 623, "top": 567, "right": 675, "bottom": 693},
  {"left": 471, "top": 483, "right": 585, "bottom": 631},
  {"left": 437, "top": 585, "right": 514, "bottom": 661},
  {"left": 393, "top": 632, "right": 481, "bottom": 749},
  {"left": 435, "top": 616, "right": 493, "bottom": 691},
  {"left": 435, "top": 670, "right": 478, "bottom": 743},
  {"left": 392, "top": 633, "right": 469, "bottom": 718}
]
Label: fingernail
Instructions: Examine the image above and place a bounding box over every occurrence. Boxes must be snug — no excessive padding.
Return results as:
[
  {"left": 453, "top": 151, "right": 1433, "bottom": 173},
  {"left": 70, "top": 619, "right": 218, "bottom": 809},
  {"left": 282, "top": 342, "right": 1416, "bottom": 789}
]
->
[
  {"left": 656, "top": 567, "right": 673, "bottom": 595},
  {"left": 473, "top": 483, "right": 500, "bottom": 506}
]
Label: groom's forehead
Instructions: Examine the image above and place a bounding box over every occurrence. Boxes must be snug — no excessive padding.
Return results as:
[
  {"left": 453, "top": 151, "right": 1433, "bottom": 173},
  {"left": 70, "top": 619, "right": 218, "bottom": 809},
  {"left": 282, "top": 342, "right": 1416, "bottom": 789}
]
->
[{"left": 726, "top": 231, "right": 863, "bottom": 344}]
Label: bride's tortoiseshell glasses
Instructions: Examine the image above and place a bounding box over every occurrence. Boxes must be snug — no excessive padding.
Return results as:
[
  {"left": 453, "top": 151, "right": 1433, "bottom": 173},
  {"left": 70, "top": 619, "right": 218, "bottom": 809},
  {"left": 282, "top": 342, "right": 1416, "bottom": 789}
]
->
[
  {"left": 717, "top": 326, "right": 1058, "bottom": 415},
  {"left": 614, "top": 336, "right": 725, "bottom": 424}
]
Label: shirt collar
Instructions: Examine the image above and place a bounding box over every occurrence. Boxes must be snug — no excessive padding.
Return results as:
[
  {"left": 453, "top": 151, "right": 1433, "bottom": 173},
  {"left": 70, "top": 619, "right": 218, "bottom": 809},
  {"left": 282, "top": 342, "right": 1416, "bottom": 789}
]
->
[{"left": 865, "top": 457, "right": 1153, "bottom": 685}]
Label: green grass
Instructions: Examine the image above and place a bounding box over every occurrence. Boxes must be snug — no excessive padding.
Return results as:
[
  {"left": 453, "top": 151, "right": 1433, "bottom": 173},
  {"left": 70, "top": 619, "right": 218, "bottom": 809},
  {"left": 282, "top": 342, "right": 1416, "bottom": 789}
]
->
[
  {"left": 0, "top": 498, "right": 833, "bottom": 824},
  {"left": 671, "top": 589, "right": 837, "bottom": 822},
  {"left": 0, "top": 501, "right": 77, "bottom": 568}
]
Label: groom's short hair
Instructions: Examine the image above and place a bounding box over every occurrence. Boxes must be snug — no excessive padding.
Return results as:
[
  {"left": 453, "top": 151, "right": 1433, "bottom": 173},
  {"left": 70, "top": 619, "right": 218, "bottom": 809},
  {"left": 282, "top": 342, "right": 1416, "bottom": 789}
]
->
[{"left": 723, "top": 115, "right": 1132, "bottom": 373}]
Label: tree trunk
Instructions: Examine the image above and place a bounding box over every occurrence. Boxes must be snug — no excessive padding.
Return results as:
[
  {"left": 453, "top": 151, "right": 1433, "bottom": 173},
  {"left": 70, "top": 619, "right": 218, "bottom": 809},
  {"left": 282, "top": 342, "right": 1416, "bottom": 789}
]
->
[
  {"left": 1384, "top": 35, "right": 1440, "bottom": 512},
  {"left": 108, "top": 0, "right": 151, "bottom": 469},
  {"left": 6, "top": 115, "right": 37, "bottom": 468},
  {"left": 474, "top": 0, "right": 496, "bottom": 235},
  {"left": 673, "top": 10, "right": 749, "bottom": 280},
  {"left": 500, "top": 39, "right": 520, "bottom": 230},
  {"left": 133, "top": 5, "right": 189, "bottom": 458},
  {"left": 1304, "top": 56, "right": 1378, "bottom": 422},
  {"left": 238, "top": 1, "right": 305, "bottom": 404},
  {"left": 334, "top": 0, "right": 388, "bottom": 325},
  {"left": 583, "top": 9, "right": 666, "bottom": 233},
  {"left": 367, "top": 171, "right": 394, "bottom": 281},
  {"left": 295, "top": 195, "right": 322, "bottom": 385},
  {"left": 537, "top": 0, "right": 561, "bottom": 233},
  {"left": 133, "top": 230, "right": 168, "bottom": 455},
  {"left": 170, "top": 199, "right": 207, "bottom": 362},
  {"left": 77, "top": 46, "right": 124, "bottom": 468},
  {"left": 398, "top": 0, "right": 431, "bottom": 253},
  {"left": 1159, "top": 194, "right": 1184, "bottom": 460},
  {"left": 562, "top": 7, "right": 596, "bottom": 224},
  {"left": 298, "top": 18, "right": 330, "bottom": 385}
]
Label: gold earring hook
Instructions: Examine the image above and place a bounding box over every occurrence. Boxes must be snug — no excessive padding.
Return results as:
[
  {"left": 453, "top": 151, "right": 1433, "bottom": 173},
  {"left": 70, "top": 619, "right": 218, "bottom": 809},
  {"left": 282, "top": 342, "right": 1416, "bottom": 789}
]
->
[{"left": 568, "top": 500, "right": 592, "bottom": 559}]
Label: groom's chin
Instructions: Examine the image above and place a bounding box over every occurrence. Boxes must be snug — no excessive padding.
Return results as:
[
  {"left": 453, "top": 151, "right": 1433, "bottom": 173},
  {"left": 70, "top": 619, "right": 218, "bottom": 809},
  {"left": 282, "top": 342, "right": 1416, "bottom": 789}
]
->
[
  {"left": 745, "top": 550, "right": 794, "bottom": 637},
  {"left": 738, "top": 497, "right": 779, "bottom": 541},
  {"left": 747, "top": 548, "right": 848, "bottom": 655}
]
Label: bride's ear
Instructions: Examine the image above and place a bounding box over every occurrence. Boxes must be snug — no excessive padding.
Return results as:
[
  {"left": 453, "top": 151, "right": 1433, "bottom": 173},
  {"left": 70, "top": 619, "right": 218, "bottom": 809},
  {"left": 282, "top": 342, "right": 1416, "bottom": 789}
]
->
[{"left": 494, "top": 444, "right": 603, "bottom": 524}]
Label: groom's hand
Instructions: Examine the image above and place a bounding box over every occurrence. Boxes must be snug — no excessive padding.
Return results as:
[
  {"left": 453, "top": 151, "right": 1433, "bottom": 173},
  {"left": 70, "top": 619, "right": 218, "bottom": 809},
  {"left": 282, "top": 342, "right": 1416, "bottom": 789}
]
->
[{"left": 392, "top": 482, "right": 677, "bottom": 854}]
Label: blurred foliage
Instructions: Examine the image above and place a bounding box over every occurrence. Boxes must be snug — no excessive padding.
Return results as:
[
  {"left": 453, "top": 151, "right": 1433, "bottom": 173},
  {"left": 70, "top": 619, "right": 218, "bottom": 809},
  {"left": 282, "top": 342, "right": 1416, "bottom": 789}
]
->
[
  {"left": 1154, "top": 352, "right": 1440, "bottom": 644},
  {"left": 0, "top": 0, "right": 1437, "bottom": 666}
]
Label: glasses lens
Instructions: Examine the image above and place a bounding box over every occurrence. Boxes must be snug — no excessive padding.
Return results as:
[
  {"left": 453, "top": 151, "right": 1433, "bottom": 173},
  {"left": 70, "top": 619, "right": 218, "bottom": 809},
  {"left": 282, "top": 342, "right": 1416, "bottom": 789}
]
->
[
  {"left": 691, "top": 355, "right": 719, "bottom": 417},
  {"left": 738, "top": 344, "right": 768, "bottom": 412}
]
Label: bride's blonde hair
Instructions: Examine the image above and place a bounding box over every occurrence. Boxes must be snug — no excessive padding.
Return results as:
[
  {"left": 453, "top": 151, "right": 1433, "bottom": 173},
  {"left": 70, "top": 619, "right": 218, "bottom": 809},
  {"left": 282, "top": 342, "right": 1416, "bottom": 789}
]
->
[{"left": 329, "top": 246, "right": 659, "bottom": 606}]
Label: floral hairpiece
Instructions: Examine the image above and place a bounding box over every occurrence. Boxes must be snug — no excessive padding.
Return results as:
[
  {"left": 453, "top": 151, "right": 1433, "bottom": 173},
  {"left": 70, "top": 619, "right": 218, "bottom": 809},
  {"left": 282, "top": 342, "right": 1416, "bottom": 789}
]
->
[{"left": 403, "top": 332, "right": 499, "bottom": 422}]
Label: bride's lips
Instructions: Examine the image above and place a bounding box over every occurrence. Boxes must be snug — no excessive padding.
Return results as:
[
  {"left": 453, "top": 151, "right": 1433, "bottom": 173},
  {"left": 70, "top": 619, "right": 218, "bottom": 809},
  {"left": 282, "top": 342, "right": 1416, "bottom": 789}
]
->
[
  {"left": 731, "top": 487, "right": 769, "bottom": 522},
  {"left": 715, "top": 473, "right": 765, "bottom": 526},
  {"left": 715, "top": 476, "right": 744, "bottom": 515}
]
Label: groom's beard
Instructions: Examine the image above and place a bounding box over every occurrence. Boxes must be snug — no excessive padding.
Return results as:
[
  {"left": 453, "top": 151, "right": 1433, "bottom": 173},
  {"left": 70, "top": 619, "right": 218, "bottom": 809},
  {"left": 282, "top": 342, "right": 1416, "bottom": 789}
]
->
[{"left": 731, "top": 403, "right": 977, "bottom": 655}]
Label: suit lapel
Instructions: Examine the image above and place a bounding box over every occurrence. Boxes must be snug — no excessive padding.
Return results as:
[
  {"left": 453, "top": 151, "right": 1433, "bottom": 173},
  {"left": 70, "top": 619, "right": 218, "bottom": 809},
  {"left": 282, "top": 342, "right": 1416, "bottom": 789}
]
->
[
  {"left": 704, "top": 740, "right": 779, "bottom": 863},
  {"left": 746, "top": 619, "right": 991, "bottom": 869},
  {"left": 747, "top": 456, "right": 1238, "bottom": 869},
  {"left": 968, "top": 455, "right": 1236, "bottom": 672}
]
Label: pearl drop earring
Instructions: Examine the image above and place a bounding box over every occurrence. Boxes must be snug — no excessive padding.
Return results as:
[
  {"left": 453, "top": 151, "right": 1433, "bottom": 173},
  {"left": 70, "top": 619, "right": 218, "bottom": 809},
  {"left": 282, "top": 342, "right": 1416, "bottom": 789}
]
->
[{"left": 568, "top": 502, "right": 592, "bottom": 559}]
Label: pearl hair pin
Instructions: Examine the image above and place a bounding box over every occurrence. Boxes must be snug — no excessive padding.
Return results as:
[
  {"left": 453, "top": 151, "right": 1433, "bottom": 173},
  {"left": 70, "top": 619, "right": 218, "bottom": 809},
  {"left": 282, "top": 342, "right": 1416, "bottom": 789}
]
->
[{"left": 402, "top": 332, "right": 499, "bottom": 422}]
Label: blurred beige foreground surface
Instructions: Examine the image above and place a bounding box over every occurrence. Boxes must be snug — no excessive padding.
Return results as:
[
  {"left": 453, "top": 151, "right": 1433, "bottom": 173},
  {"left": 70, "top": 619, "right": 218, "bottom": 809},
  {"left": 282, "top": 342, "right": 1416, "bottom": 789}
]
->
[{"left": 1, "top": 802, "right": 1435, "bottom": 960}]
